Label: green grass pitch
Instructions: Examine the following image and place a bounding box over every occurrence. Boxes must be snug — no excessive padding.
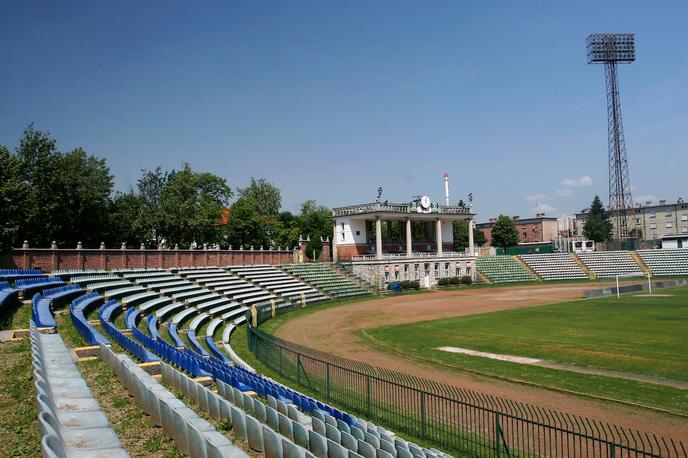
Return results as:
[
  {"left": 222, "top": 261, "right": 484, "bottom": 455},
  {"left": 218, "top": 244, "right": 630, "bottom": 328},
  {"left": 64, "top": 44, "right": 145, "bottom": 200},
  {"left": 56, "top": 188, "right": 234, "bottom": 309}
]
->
[{"left": 360, "top": 286, "right": 688, "bottom": 414}]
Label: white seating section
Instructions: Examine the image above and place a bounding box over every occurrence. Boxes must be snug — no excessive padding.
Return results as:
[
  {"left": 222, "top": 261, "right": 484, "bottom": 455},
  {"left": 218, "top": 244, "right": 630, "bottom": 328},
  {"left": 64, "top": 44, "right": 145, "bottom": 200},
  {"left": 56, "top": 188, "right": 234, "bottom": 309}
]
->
[
  {"left": 637, "top": 248, "right": 688, "bottom": 276},
  {"left": 576, "top": 251, "right": 644, "bottom": 278},
  {"left": 475, "top": 256, "right": 537, "bottom": 283},
  {"left": 229, "top": 265, "right": 328, "bottom": 305},
  {"left": 519, "top": 253, "right": 588, "bottom": 280},
  {"left": 31, "top": 321, "right": 128, "bottom": 457}
]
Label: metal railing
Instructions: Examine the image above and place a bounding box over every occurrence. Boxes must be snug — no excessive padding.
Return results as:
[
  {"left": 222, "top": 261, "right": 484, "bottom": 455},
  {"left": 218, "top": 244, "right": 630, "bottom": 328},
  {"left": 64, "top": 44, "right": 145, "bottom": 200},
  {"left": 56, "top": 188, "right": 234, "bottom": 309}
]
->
[
  {"left": 246, "top": 303, "right": 686, "bottom": 458},
  {"left": 332, "top": 202, "right": 472, "bottom": 217}
]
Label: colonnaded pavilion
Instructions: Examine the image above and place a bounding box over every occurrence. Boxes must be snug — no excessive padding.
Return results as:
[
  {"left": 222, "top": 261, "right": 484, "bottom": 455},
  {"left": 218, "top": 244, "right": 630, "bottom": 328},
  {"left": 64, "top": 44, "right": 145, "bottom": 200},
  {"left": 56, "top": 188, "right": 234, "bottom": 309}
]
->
[{"left": 331, "top": 195, "right": 476, "bottom": 287}]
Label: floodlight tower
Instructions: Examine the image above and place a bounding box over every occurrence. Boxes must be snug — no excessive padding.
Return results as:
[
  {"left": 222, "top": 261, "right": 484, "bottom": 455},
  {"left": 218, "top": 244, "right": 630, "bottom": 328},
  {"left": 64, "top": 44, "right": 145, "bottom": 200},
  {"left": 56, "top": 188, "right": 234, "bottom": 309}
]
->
[{"left": 587, "top": 33, "right": 636, "bottom": 240}]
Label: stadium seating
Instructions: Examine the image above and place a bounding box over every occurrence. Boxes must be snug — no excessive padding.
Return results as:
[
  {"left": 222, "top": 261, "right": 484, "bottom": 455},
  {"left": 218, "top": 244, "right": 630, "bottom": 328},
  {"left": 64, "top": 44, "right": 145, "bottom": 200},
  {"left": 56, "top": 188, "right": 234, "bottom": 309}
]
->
[
  {"left": 99, "top": 299, "right": 160, "bottom": 363},
  {"left": 0, "top": 268, "right": 46, "bottom": 282},
  {"left": 14, "top": 277, "right": 65, "bottom": 296},
  {"left": 30, "top": 321, "right": 127, "bottom": 457},
  {"left": 229, "top": 265, "right": 328, "bottom": 305},
  {"left": 0, "top": 281, "right": 20, "bottom": 311},
  {"left": 52, "top": 269, "right": 107, "bottom": 280},
  {"left": 475, "top": 256, "right": 538, "bottom": 283},
  {"left": 70, "top": 292, "right": 110, "bottom": 346},
  {"left": 519, "top": 253, "right": 588, "bottom": 280},
  {"left": 637, "top": 248, "right": 688, "bottom": 276},
  {"left": 575, "top": 251, "right": 645, "bottom": 278},
  {"left": 32, "top": 285, "right": 83, "bottom": 330},
  {"left": 118, "top": 295, "right": 450, "bottom": 458},
  {"left": 281, "top": 263, "right": 370, "bottom": 298},
  {"left": 100, "top": 344, "right": 247, "bottom": 457},
  {"left": 66, "top": 273, "right": 122, "bottom": 286}
]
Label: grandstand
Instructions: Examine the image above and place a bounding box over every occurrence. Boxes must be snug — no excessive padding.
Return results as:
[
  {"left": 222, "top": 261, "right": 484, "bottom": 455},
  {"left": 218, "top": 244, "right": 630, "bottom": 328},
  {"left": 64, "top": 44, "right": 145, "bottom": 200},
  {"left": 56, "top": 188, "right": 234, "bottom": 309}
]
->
[
  {"left": 637, "top": 248, "right": 688, "bottom": 276},
  {"left": 281, "top": 263, "right": 370, "bottom": 298},
  {"left": 519, "top": 253, "right": 589, "bottom": 280},
  {"left": 23, "top": 265, "right": 444, "bottom": 458},
  {"left": 575, "top": 250, "right": 644, "bottom": 278},
  {"left": 4, "top": 248, "right": 688, "bottom": 457},
  {"left": 475, "top": 256, "right": 538, "bottom": 283},
  {"left": 228, "top": 264, "right": 328, "bottom": 305}
]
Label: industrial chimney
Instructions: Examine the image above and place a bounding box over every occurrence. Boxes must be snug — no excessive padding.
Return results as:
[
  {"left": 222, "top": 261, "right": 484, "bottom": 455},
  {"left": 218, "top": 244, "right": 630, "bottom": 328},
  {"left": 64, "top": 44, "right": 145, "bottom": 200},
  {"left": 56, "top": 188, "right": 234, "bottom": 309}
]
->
[{"left": 443, "top": 173, "right": 450, "bottom": 206}]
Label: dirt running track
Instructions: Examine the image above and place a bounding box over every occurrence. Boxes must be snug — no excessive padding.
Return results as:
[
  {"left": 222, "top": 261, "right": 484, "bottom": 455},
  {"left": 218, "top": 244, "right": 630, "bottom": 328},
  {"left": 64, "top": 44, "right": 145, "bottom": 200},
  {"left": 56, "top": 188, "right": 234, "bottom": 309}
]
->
[{"left": 277, "top": 283, "right": 688, "bottom": 440}]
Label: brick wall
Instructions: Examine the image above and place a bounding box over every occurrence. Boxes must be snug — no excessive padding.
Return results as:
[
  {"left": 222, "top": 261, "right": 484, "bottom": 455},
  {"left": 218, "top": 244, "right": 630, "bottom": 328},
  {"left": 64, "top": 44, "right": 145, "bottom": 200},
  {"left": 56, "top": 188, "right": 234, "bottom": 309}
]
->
[{"left": 0, "top": 248, "right": 298, "bottom": 271}]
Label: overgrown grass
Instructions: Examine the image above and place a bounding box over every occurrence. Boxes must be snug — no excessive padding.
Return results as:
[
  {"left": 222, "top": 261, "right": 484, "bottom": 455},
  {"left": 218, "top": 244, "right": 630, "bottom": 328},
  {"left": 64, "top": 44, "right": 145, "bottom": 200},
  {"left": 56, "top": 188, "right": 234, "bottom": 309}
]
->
[
  {"left": 51, "top": 312, "right": 183, "bottom": 456},
  {"left": 360, "top": 286, "right": 688, "bottom": 415},
  {"left": 0, "top": 299, "right": 32, "bottom": 331},
  {"left": 0, "top": 338, "right": 40, "bottom": 457}
]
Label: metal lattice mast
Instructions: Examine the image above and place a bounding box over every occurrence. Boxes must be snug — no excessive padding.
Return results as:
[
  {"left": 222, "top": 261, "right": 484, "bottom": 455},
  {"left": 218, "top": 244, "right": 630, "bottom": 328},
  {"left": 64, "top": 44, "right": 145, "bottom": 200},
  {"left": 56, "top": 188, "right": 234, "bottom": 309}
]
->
[{"left": 587, "top": 33, "right": 636, "bottom": 240}]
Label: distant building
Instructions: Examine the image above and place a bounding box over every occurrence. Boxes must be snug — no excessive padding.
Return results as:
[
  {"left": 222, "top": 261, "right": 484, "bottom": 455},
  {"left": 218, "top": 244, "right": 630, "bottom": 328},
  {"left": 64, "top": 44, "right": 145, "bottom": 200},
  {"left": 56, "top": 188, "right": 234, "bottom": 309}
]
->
[
  {"left": 557, "top": 215, "right": 577, "bottom": 237},
  {"left": 575, "top": 198, "right": 688, "bottom": 241},
  {"left": 476, "top": 214, "right": 559, "bottom": 245}
]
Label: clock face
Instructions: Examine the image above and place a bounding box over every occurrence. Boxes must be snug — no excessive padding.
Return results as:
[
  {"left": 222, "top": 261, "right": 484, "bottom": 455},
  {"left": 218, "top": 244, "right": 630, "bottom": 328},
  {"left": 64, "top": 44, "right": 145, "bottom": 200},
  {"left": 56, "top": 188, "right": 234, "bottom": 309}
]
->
[{"left": 420, "top": 195, "right": 431, "bottom": 209}]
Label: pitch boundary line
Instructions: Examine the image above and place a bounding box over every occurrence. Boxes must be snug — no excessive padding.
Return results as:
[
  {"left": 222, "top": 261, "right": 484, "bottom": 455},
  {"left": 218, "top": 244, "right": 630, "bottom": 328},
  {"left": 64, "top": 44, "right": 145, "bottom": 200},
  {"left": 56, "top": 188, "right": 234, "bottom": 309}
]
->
[{"left": 359, "top": 328, "right": 688, "bottom": 418}]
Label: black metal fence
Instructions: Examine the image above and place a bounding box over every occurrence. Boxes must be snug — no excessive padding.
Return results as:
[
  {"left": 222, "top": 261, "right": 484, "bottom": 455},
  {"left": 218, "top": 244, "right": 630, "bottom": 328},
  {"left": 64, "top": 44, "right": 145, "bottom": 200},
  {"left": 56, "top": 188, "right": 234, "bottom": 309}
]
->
[{"left": 246, "top": 303, "right": 686, "bottom": 458}]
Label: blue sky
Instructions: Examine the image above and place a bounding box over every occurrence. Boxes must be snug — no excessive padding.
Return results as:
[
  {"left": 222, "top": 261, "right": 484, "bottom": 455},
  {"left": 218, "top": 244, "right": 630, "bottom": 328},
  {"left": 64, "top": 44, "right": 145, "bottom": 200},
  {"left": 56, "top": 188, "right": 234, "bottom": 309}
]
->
[{"left": 1, "top": 1, "right": 686, "bottom": 220}]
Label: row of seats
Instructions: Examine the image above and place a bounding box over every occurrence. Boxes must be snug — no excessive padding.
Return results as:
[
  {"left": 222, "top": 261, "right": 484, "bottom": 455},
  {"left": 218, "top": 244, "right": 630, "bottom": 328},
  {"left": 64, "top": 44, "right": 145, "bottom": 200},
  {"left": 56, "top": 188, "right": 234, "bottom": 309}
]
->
[
  {"left": 229, "top": 265, "right": 328, "bottom": 305},
  {"left": 100, "top": 344, "right": 247, "bottom": 457},
  {"left": 281, "top": 264, "right": 370, "bottom": 298},
  {"left": 0, "top": 268, "right": 46, "bottom": 281},
  {"left": 576, "top": 251, "right": 644, "bottom": 278},
  {"left": 118, "top": 296, "right": 450, "bottom": 458},
  {"left": 14, "top": 277, "right": 65, "bottom": 296},
  {"left": 0, "top": 281, "right": 19, "bottom": 311},
  {"left": 518, "top": 253, "right": 588, "bottom": 280},
  {"left": 475, "top": 257, "right": 536, "bottom": 283},
  {"left": 637, "top": 249, "right": 688, "bottom": 276},
  {"left": 42, "top": 265, "right": 449, "bottom": 458},
  {"left": 31, "top": 321, "right": 127, "bottom": 457},
  {"left": 70, "top": 292, "right": 110, "bottom": 346},
  {"left": 32, "top": 285, "right": 83, "bottom": 329}
]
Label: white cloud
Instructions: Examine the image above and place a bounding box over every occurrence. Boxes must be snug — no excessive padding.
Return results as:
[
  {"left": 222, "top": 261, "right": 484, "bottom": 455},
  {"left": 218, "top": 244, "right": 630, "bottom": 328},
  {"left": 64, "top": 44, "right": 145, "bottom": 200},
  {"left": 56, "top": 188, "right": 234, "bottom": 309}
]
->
[
  {"left": 532, "top": 203, "right": 557, "bottom": 213},
  {"left": 526, "top": 193, "right": 548, "bottom": 202},
  {"left": 634, "top": 194, "right": 658, "bottom": 204},
  {"left": 555, "top": 188, "right": 575, "bottom": 197},
  {"left": 561, "top": 176, "right": 593, "bottom": 188}
]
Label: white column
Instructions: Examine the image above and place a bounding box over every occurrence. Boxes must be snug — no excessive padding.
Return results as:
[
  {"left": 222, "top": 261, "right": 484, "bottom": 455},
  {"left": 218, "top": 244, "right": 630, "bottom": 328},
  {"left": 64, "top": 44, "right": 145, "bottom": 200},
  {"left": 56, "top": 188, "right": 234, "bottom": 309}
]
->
[
  {"left": 436, "top": 219, "right": 443, "bottom": 256},
  {"left": 332, "top": 222, "right": 338, "bottom": 263},
  {"left": 406, "top": 218, "right": 413, "bottom": 258},
  {"left": 375, "top": 217, "right": 383, "bottom": 260},
  {"left": 468, "top": 219, "right": 475, "bottom": 256}
]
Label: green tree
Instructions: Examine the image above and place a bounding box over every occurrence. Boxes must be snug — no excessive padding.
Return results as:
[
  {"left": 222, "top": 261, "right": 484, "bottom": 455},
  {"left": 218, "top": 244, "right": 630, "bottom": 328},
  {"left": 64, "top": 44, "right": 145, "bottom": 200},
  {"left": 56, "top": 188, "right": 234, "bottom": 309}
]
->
[
  {"left": 298, "top": 200, "right": 331, "bottom": 242},
  {"left": 274, "top": 211, "right": 300, "bottom": 248},
  {"left": 490, "top": 215, "right": 520, "bottom": 253},
  {"left": 0, "top": 146, "right": 28, "bottom": 253},
  {"left": 13, "top": 125, "right": 62, "bottom": 247},
  {"left": 107, "top": 191, "right": 146, "bottom": 247},
  {"left": 159, "top": 163, "right": 233, "bottom": 248},
  {"left": 136, "top": 167, "right": 169, "bottom": 246},
  {"left": 305, "top": 237, "right": 323, "bottom": 261},
  {"left": 583, "top": 195, "right": 612, "bottom": 242},
  {"left": 53, "top": 148, "right": 113, "bottom": 246},
  {"left": 225, "top": 197, "right": 277, "bottom": 248},
  {"left": 452, "top": 220, "right": 486, "bottom": 251},
  {"left": 237, "top": 177, "right": 281, "bottom": 216}
]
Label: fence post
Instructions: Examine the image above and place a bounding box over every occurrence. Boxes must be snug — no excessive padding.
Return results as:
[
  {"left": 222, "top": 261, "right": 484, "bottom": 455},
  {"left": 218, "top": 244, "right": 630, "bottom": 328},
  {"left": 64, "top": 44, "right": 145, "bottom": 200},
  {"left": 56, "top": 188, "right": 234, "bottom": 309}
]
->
[
  {"left": 420, "top": 391, "right": 426, "bottom": 439},
  {"left": 326, "top": 362, "right": 331, "bottom": 401},
  {"left": 366, "top": 375, "right": 372, "bottom": 418},
  {"left": 297, "top": 353, "right": 301, "bottom": 385},
  {"left": 279, "top": 346, "right": 283, "bottom": 375},
  {"left": 495, "top": 412, "right": 501, "bottom": 458}
]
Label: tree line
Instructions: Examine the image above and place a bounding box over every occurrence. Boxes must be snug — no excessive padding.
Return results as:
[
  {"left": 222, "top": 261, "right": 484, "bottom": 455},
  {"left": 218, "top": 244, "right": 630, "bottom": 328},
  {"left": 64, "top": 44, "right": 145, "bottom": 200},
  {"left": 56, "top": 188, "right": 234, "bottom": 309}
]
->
[{"left": 0, "top": 125, "right": 331, "bottom": 255}]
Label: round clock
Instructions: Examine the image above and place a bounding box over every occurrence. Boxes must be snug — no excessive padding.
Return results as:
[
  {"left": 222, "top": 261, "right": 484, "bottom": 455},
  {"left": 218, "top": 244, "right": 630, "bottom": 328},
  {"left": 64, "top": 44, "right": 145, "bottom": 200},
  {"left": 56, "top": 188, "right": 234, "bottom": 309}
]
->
[{"left": 420, "top": 195, "right": 431, "bottom": 209}]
